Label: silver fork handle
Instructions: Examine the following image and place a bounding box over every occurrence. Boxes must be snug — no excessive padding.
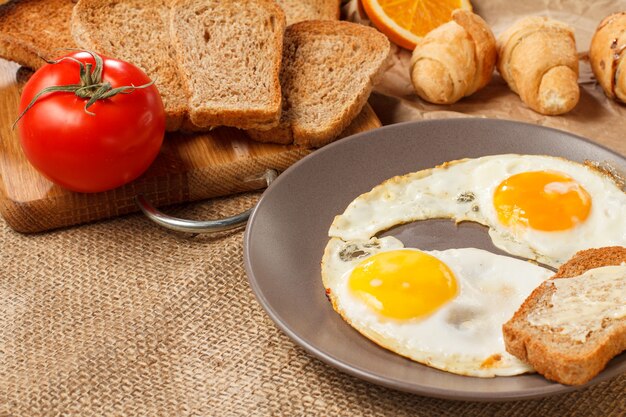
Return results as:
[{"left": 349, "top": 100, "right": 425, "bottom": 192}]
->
[{"left": 135, "top": 169, "right": 278, "bottom": 234}]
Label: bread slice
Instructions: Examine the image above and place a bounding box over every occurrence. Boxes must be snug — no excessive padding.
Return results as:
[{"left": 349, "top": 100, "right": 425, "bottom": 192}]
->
[
  {"left": 71, "top": 0, "right": 188, "bottom": 131},
  {"left": 248, "top": 20, "right": 390, "bottom": 148},
  {"left": 503, "top": 246, "right": 626, "bottom": 385},
  {"left": 169, "top": 0, "right": 285, "bottom": 131},
  {"left": 553, "top": 247, "right": 626, "bottom": 278},
  {"left": 0, "top": 0, "right": 77, "bottom": 70},
  {"left": 275, "top": 0, "right": 340, "bottom": 26}
]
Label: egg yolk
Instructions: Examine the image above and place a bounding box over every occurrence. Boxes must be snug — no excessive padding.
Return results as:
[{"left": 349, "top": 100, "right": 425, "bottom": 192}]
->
[
  {"left": 493, "top": 171, "right": 591, "bottom": 232},
  {"left": 348, "top": 250, "right": 458, "bottom": 320}
]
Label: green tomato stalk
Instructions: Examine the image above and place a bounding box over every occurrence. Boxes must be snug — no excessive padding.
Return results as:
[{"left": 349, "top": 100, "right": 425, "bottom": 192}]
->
[{"left": 13, "top": 50, "right": 154, "bottom": 128}]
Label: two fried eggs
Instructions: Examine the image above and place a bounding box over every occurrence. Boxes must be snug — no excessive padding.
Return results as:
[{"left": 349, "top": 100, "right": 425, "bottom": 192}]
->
[{"left": 322, "top": 154, "right": 626, "bottom": 377}]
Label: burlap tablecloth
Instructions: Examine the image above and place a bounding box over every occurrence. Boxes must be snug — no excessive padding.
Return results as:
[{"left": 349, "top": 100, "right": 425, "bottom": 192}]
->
[{"left": 0, "top": 189, "right": 625, "bottom": 416}]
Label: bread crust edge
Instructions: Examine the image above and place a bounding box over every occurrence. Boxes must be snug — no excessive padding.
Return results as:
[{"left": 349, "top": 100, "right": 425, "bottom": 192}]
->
[{"left": 503, "top": 246, "right": 626, "bottom": 385}]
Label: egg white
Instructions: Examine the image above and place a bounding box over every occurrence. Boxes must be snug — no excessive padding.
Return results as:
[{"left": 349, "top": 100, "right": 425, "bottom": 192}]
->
[
  {"left": 322, "top": 237, "right": 552, "bottom": 377},
  {"left": 329, "top": 154, "right": 626, "bottom": 267}
]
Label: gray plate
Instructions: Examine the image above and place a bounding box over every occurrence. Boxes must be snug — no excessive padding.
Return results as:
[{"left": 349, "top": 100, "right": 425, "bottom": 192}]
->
[{"left": 243, "top": 119, "right": 626, "bottom": 401}]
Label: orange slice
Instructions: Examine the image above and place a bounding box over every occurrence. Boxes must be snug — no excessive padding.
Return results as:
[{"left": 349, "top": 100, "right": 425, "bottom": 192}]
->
[{"left": 361, "top": 0, "right": 473, "bottom": 50}]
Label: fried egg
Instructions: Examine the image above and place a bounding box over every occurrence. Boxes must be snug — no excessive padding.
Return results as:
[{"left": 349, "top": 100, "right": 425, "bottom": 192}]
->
[
  {"left": 322, "top": 237, "right": 552, "bottom": 376},
  {"left": 329, "top": 155, "right": 626, "bottom": 267}
]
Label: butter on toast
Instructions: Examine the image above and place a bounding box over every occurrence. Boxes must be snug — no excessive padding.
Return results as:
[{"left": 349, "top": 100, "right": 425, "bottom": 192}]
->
[
  {"left": 503, "top": 246, "right": 626, "bottom": 385},
  {"left": 0, "top": 0, "right": 77, "bottom": 69},
  {"left": 248, "top": 20, "right": 390, "bottom": 147}
]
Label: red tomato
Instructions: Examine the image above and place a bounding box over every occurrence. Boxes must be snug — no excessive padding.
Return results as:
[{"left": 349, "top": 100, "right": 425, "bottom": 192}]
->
[{"left": 16, "top": 51, "right": 165, "bottom": 193}]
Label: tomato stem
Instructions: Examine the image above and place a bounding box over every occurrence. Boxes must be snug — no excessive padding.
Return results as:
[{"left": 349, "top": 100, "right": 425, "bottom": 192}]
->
[{"left": 13, "top": 50, "right": 154, "bottom": 128}]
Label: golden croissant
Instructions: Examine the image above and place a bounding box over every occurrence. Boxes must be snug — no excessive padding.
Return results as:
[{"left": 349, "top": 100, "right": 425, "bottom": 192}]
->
[
  {"left": 497, "top": 16, "right": 579, "bottom": 115},
  {"left": 410, "top": 10, "right": 496, "bottom": 105},
  {"left": 590, "top": 12, "right": 626, "bottom": 103}
]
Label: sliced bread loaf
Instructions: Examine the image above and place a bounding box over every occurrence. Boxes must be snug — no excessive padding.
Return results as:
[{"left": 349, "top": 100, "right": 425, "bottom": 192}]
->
[
  {"left": 169, "top": 0, "right": 285, "bottom": 131},
  {"left": 503, "top": 246, "right": 626, "bottom": 385},
  {"left": 276, "top": 0, "right": 340, "bottom": 26},
  {"left": 71, "top": 0, "right": 188, "bottom": 131},
  {"left": 248, "top": 20, "right": 390, "bottom": 148},
  {"left": 0, "top": 0, "right": 77, "bottom": 70}
]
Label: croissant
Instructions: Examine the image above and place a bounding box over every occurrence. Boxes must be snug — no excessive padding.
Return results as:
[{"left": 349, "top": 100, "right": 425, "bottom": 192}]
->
[
  {"left": 589, "top": 12, "right": 626, "bottom": 103},
  {"left": 410, "top": 10, "right": 496, "bottom": 104},
  {"left": 497, "top": 17, "right": 579, "bottom": 115}
]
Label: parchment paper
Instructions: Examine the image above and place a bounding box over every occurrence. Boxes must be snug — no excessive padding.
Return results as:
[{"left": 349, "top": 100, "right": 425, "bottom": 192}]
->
[{"left": 343, "top": 0, "right": 626, "bottom": 155}]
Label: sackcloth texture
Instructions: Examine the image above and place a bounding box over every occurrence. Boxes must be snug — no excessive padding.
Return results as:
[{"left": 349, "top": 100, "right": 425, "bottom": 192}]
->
[{"left": 1, "top": 192, "right": 625, "bottom": 416}]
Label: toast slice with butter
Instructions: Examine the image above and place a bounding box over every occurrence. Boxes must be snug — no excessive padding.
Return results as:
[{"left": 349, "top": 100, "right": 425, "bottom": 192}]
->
[
  {"left": 248, "top": 20, "right": 390, "bottom": 147},
  {"left": 276, "top": 0, "right": 341, "bottom": 26},
  {"left": 169, "top": 0, "right": 285, "bottom": 131},
  {"left": 503, "top": 246, "right": 626, "bottom": 385},
  {"left": 71, "top": 0, "right": 188, "bottom": 131},
  {"left": 0, "top": 0, "right": 77, "bottom": 70}
]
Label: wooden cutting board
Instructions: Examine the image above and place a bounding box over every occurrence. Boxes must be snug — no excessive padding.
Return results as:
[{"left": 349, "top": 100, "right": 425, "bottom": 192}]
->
[{"left": 0, "top": 59, "right": 381, "bottom": 233}]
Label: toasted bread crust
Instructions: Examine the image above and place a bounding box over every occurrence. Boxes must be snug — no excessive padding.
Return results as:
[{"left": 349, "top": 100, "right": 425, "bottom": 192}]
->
[
  {"left": 0, "top": 0, "right": 77, "bottom": 69},
  {"left": 71, "top": 0, "right": 189, "bottom": 132},
  {"left": 276, "top": 0, "right": 340, "bottom": 26},
  {"left": 554, "top": 246, "right": 626, "bottom": 278},
  {"left": 503, "top": 247, "right": 626, "bottom": 385},
  {"left": 4, "top": 0, "right": 286, "bottom": 132},
  {"left": 169, "top": 0, "right": 285, "bottom": 131},
  {"left": 249, "top": 20, "right": 390, "bottom": 147}
]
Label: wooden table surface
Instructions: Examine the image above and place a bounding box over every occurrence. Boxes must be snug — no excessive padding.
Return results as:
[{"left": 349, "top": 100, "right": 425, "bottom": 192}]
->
[{"left": 0, "top": 59, "right": 382, "bottom": 233}]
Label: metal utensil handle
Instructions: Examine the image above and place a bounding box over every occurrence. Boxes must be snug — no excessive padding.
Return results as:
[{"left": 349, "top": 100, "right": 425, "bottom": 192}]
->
[{"left": 136, "top": 169, "right": 278, "bottom": 234}]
